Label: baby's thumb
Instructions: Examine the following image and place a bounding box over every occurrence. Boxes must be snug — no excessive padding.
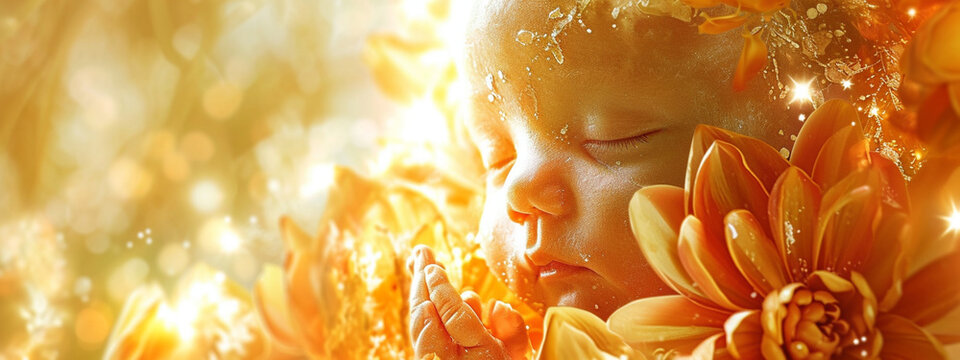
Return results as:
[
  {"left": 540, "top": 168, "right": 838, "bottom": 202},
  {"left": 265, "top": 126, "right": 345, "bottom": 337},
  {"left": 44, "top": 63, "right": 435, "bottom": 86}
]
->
[{"left": 487, "top": 301, "right": 531, "bottom": 360}]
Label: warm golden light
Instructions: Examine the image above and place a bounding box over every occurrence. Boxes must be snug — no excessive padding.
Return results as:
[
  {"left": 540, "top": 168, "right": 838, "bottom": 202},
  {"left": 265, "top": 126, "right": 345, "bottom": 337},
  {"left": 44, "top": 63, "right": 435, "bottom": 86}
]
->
[
  {"left": 790, "top": 78, "right": 815, "bottom": 104},
  {"left": 841, "top": 79, "right": 852, "bottom": 89},
  {"left": 908, "top": 8, "right": 917, "bottom": 17},
  {"left": 946, "top": 206, "right": 960, "bottom": 233}
]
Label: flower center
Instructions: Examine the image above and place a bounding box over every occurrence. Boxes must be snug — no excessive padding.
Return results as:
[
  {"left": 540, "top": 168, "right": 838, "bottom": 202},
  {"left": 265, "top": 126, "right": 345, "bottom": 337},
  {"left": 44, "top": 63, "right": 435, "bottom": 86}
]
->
[{"left": 781, "top": 288, "right": 849, "bottom": 358}]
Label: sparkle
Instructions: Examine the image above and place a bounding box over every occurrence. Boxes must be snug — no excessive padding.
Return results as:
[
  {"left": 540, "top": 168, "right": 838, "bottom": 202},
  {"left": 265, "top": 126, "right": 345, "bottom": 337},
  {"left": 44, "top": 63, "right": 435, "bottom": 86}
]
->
[
  {"left": 219, "top": 228, "right": 242, "bottom": 253},
  {"left": 908, "top": 7, "right": 917, "bottom": 17},
  {"left": 945, "top": 206, "right": 960, "bottom": 233},
  {"left": 790, "top": 78, "right": 815, "bottom": 104},
  {"left": 841, "top": 79, "right": 852, "bottom": 89},
  {"left": 869, "top": 107, "right": 880, "bottom": 117}
]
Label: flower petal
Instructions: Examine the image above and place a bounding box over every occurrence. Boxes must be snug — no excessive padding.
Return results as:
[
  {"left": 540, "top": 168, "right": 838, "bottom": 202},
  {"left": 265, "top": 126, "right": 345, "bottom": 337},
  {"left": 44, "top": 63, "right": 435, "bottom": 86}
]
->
[
  {"left": 675, "top": 333, "right": 728, "bottom": 360},
  {"left": 692, "top": 141, "right": 771, "bottom": 240},
  {"left": 810, "top": 124, "right": 871, "bottom": 190},
  {"left": 877, "top": 314, "right": 947, "bottom": 360},
  {"left": 733, "top": 32, "right": 768, "bottom": 92},
  {"left": 254, "top": 265, "right": 302, "bottom": 353},
  {"left": 725, "top": 210, "right": 789, "bottom": 295},
  {"left": 630, "top": 186, "right": 712, "bottom": 305},
  {"left": 685, "top": 126, "right": 789, "bottom": 214},
  {"left": 891, "top": 248, "right": 960, "bottom": 326},
  {"left": 867, "top": 153, "right": 910, "bottom": 211},
  {"left": 861, "top": 206, "right": 908, "bottom": 312},
  {"left": 608, "top": 295, "right": 729, "bottom": 353},
  {"left": 815, "top": 168, "right": 881, "bottom": 274},
  {"left": 538, "top": 307, "right": 636, "bottom": 359},
  {"left": 724, "top": 310, "right": 764, "bottom": 360},
  {"left": 791, "top": 99, "right": 861, "bottom": 175},
  {"left": 698, "top": 13, "right": 750, "bottom": 35},
  {"left": 678, "top": 215, "right": 760, "bottom": 311},
  {"left": 768, "top": 167, "right": 821, "bottom": 282},
  {"left": 914, "top": 3, "right": 960, "bottom": 82}
]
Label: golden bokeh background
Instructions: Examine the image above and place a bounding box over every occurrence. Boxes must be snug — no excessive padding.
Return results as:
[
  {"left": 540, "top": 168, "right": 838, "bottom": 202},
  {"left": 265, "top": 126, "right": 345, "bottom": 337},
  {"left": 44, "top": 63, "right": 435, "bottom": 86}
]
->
[{"left": 1, "top": 0, "right": 428, "bottom": 357}]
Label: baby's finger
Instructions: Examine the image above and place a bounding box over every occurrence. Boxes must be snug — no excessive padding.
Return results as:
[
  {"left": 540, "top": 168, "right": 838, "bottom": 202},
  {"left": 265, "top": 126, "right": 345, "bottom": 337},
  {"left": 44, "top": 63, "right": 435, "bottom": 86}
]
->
[
  {"left": 488, "top": 301, "right": 531, "bottom": 360},
  {"left": 424, "top": 264, "right": 495, "bottom": 348},
  {"left": 461, "top": 290, "right": 482, "bottom": 318},
  {"left": 409, "top": 299, "right": 457, "bottom": 359},
  {"left": 408, "top": 248, "right": 435, "bottom": 310}
]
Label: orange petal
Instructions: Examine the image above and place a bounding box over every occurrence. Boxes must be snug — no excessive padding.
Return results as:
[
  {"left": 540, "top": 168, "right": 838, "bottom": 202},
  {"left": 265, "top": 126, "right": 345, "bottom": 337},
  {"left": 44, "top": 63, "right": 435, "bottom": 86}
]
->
[
  {"left": 913, "top": 3, "right": 960, "bottom": 82},
  {"left": 891, "top": 248, "right": 960, "bottom": 326},
  {"left": 630, "top": 186, "right": 712, "bottom": 305},
  {"left": 733, "top": 32, "right": 768, "bottom": 92},
  {"left": 761, "top": 283, "right": 804, "bottom": 350},
  {"left": 915, "top": 85, "right": 960, "bottom": 152},
  {"left": 538, "top": 307, "right": 636, "bottom": 359},
  {"left": 868, "top": 153, "right": 911, "bottom": 211},
  {"left": 699, "top": 13, "right": 750, "bottom": 34},
  {"left": 254, "top": 265, "right": 302, "bottom": 354},
  {"left": 681, "top": 0, "right": 723, "bottom": 8},
  {"left": 877, "top": 314, "right": 947, "bottom": 359},
  {"left": 678, "top": 215, "right": 760, "bottom": 311},
  {"left": 608, "top": 295, "right": 730, "bottom": 353},
  {"left": 738, "top": 0, "right": 790, "bottom": 12},
  {"left": 725, "top": 210, "right": 790, "bottom": 295},
  {"left": 805, "top": 270, "right": 855, "bottom": 294},
  {"left": 692, "top": 141, "right": 771, "bottom": 240},
  {"left": 768, "top": 167, "right": 821, "bottom": 282},
  {"left": 685, "top": 126, "right": 789, "bottom": 213},
  {"left": 861, "top": 206, "right": 908, "bottom": 312},
  {"left": 791, "top": 99, "right": 861, "bottom": 175},
  {"left": 815, "top": 168, "right": 881, "bottom": 274},
  {"left": 675, "top": 333, "right": 728, "bottom": 360},
  {"left": 810, "top": 125, "right": 871, "bottom": 190},
  {"left": 724, "top": 310, "right": 764, "bottom": 360}
]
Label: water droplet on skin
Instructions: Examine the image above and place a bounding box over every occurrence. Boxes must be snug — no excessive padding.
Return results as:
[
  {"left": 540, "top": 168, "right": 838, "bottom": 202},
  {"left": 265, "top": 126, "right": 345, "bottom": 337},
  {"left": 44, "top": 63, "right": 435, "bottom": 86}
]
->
[
  {"left": 485, "top": 74, "right": 495, "bottom": 91},
  {"left": 560, "top": 124, "right": 569, "bottom": 135},
  {"left": 497, "top": 70, "right": 506, "bottom": 82},
  {"left": 549, "top": 7, "right": 564, "bottom": 19},
  {"left": 516, "top": 30, "right": 535, "bottom": 45},
  {"left": 612, "top": 7, "right": 620, "bottom": 19},
  {"left": 488, "top": 94, "right": 495, "bottom": 103}
]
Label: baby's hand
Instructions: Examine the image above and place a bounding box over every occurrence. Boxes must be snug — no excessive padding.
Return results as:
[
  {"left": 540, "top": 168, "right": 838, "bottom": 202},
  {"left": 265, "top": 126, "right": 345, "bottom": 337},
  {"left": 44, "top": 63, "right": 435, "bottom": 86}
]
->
[{"left": 408, "top": 245, "right": 531, "bottom": 359}]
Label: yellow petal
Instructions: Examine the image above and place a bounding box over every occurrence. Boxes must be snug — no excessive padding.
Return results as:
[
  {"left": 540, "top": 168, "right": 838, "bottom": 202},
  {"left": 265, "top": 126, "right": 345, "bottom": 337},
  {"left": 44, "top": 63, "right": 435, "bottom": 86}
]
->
[
  {"left": 684, "top": 126, "right": 789, "bottom": 213},
  {"left": 537, "top": 307, "right": 636, "bottom": 360},
  {"left": 724, "top": 310, "right": 764, "bottom": 360},
  {"left": 608, "top": 295, "right": 730, "bottom": 353},
  {"left": 254, "top": 265, "right": 302, "bottom": 354},
  {"left": 630, "top": 186, "right": 712, "bottom": 305},
  {"left": 891, "top": 248, "right": 960, "bottom": 326},
  {"left": 768, "top": 167, "right": 821, "bottom": 282},
  {"left": 675, "top": 333, "right": 727, "bottom": 360},
  {"left": 692, "top": 141, "right": 771, "bottom": 241},
  {"left": 725, "top": 210, "right": 789, "bottom": 295},
  {"left": 733, "top": 32, "right": 768, "bottom": 92},
  {"left": 810, "top": 125, "right": 871, "bottom": 191},
  {"left": 698, "top": 13, "right": 750, "bottom": 35},
  {"left": 790, "top": 99, "right": 861, "bottom": 175},
  {"left": 877, "top": 314, "right": 947, "bottom": 359},
  {"left": 678, "top": 216, "right": 760, "bottom": 311},
  {"left": 815, "top": 168, "right": 881, "bottom": 274}
]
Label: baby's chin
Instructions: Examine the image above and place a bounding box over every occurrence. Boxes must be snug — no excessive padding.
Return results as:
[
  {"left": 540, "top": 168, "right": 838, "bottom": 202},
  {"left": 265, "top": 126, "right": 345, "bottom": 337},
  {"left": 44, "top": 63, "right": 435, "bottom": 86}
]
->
[{"left": 508, "top": 268, "right": 632, "bottom": 320}]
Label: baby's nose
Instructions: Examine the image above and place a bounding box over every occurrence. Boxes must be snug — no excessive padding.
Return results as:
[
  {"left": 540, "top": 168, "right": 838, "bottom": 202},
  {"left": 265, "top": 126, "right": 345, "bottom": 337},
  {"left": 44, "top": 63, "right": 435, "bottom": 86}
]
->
[{"left": 504, "top": 161, "right": 568, "bottom": 221}]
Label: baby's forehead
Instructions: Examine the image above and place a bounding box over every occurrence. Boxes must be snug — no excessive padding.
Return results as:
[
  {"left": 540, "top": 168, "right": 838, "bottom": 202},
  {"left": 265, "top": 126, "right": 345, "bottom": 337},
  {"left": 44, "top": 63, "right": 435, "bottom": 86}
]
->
[{"left": 463, "top": 1, "right": 739, "bottom": 84}]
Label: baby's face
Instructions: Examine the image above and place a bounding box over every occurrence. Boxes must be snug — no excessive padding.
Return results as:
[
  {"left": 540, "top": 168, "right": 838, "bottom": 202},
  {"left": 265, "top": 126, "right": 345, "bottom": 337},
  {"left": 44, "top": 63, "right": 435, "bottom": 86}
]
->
[{"left": 465, "top": 1, "right": 794, "bottom": 318}]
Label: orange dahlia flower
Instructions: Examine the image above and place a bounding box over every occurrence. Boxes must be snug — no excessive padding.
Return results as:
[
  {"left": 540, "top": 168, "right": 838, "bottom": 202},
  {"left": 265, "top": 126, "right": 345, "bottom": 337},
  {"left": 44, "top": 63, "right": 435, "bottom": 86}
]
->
[
  {"left": 892, "top": 1, "right": 960, "bottom": 152},
  {"left": 608, "top": 99, "right": 960, "bottom": 359}
]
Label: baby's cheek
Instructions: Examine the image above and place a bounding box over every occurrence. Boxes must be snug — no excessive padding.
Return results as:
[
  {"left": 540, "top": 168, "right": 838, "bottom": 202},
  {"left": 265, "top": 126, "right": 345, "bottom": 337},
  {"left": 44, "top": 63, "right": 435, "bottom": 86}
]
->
[{"left": 477, "top": 195, "right": 539, "bottom": 301}]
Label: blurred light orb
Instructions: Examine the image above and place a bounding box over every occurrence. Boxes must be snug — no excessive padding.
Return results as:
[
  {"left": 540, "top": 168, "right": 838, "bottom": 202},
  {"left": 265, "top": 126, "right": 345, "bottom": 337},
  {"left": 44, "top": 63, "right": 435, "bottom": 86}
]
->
[
  {"left": 191, "top": 180, "right": 223, "bottom": 213},
  {"left": 158, "top": 243, "right": 191, "bottom": 276},
  {"left": 75, "top": 305, "right": 111, "bottom": 346},
  {"left": 299, "top": 163, "right": 335, "bottom": 197},
  {"left": 947, "top": 209, "right": 960, "bottom": 232},
  {"left": 108, "top": 158, "right": 153, "bottom": 199},
  {"left": 220, "top": 228, "right": 242, "bottom": 253},
  {"left": 181, "top": 131, "right": 216, "bottom": 162},
  {"left": 202, "top": 81, "right": 243, "bottom": 120},
  {"left": 107, "top": 258, "right": 150, "bottom": 302}
]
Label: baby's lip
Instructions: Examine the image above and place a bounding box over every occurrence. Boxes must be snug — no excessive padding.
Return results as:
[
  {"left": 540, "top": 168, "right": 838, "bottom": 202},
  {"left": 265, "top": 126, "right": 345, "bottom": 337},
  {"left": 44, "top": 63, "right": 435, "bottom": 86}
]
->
[{"left": 536, "top": 261, "right": 589, "bottom": 280}]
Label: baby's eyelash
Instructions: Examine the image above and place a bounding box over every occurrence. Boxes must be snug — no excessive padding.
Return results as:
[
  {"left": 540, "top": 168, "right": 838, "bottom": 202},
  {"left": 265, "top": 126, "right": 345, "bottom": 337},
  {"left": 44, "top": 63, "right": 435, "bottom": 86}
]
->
[{"left": 584, "top": 129, "right": 661, "bottom": 150}]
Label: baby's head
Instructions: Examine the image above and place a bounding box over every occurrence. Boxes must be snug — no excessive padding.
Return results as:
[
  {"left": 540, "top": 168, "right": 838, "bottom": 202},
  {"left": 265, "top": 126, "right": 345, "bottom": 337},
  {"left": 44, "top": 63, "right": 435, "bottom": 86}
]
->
[{"left": 464, "top": 0, "right": 799, "bottom": 318}]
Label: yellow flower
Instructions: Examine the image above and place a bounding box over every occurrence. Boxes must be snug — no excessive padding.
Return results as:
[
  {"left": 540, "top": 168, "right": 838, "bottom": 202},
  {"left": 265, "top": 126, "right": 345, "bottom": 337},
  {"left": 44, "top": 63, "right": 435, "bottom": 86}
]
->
[
  {"left": 608, "top": 99, "right": 960, "bottom": 359},
  {"left": 253, "top": 165, "right": 543, "bottom": 358},
  {"left": 103, "top": 264, "right": 270, "bottom": 360}
]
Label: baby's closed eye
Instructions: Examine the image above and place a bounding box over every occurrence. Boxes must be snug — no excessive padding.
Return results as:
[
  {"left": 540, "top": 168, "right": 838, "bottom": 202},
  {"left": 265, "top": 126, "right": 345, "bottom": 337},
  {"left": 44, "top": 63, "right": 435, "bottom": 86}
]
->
[{"left": 582, "top": 128, "right": 663, "bottom": 164}]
